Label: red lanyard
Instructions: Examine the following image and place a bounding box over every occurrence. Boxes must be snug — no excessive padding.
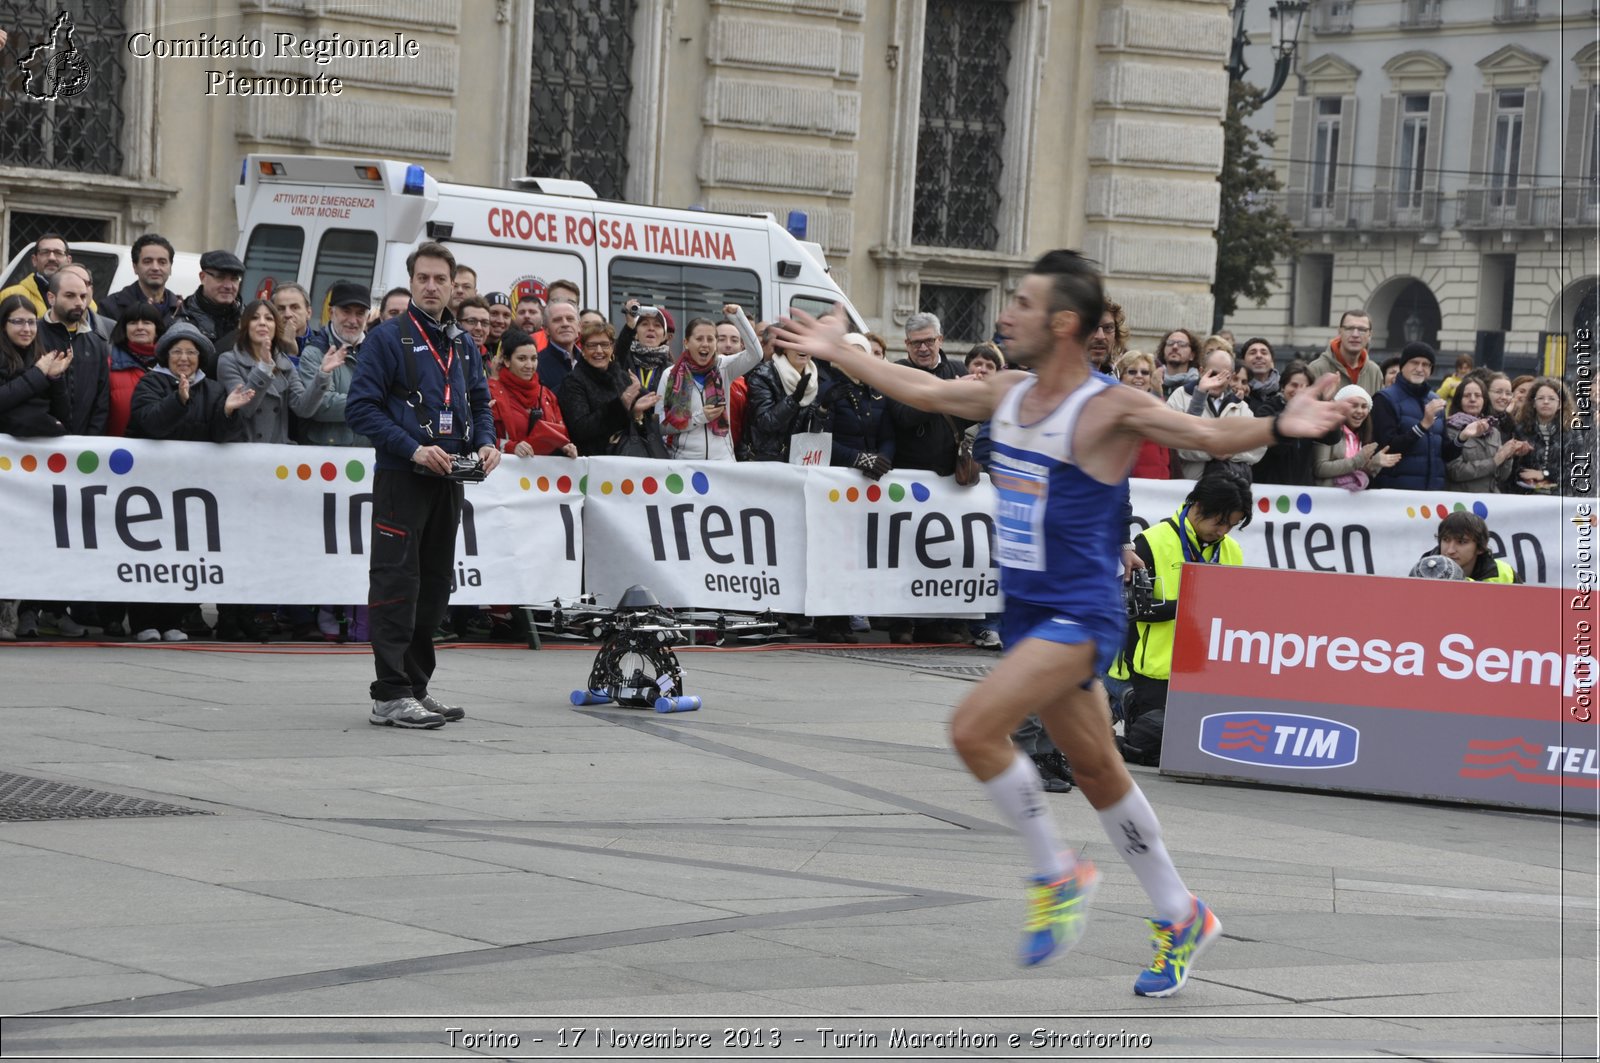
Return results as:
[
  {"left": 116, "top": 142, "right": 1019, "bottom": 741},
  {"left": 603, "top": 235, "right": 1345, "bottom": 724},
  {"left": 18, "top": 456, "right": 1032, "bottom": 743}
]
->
[{"left": 411, "top": 311, "right": 455, "bottom": 405}]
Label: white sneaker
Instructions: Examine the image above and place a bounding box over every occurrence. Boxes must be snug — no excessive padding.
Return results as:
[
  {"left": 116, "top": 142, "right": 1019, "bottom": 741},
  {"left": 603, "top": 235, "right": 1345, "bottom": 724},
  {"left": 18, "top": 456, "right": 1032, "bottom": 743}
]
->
[
  {"left": 162, "top": 629, "right": 189, "bottom": 642},
  {"left": 849, "top": 614, "right": 870, "bottom": 632},
  {"left": 135, "top": 628, "right": 161, "bottom": 642},
  {"left": 972, "top": 628, "right": 1003, "bottom": 650},
  {"left": 0, "top": 599, "right": 16, "bottom": 641}
]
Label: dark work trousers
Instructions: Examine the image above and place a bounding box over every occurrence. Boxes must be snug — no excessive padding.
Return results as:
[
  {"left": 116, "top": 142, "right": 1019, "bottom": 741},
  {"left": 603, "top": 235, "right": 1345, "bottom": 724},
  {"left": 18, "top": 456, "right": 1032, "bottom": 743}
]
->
[
  {"left": 1127, "top": 672, "right": 1170, "bottom": 723},
  {"left": 367, "top": 467, "right": 463, "bottom": 702}
]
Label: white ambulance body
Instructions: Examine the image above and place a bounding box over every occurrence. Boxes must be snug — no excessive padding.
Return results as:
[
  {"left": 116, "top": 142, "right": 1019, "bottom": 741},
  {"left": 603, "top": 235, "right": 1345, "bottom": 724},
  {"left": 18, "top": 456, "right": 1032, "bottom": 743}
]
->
[{"left": 233, "top": 154, "right": 860, "bottom": 331}]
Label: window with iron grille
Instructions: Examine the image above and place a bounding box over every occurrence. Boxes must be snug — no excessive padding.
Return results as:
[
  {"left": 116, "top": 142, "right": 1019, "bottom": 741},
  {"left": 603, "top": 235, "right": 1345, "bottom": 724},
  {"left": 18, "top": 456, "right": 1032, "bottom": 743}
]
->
[
  {"left": 5, "top": 211, "right": 108, "bottom": 271},
  {"left": 913, "top": 0, "right": 1013, "bottom": 250},
  {"left": 527, "top": 0, "right": 637, "bottom": 201},
  {"left": 919, "top": 284, "right": 990, "bottom": 344},
  {"left": 0, "top": 1, "right": 126, "bottom": 175}
]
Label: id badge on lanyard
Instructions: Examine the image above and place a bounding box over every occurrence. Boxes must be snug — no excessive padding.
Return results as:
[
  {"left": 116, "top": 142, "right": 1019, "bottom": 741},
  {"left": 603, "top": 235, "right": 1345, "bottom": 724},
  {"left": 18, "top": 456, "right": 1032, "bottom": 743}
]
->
[{"left": 413, "top": 312, "right": 458, "bottom": 437}]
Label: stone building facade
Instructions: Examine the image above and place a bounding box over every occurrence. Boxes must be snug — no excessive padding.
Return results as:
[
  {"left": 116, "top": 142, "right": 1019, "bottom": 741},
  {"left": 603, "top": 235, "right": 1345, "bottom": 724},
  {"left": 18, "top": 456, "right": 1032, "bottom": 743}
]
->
[
  {"left": 0, "top": 0, "right": 1233, "bottom": 349},
  {"left": 1224, "top": 0, "right": 1597, "bottom": 369}
]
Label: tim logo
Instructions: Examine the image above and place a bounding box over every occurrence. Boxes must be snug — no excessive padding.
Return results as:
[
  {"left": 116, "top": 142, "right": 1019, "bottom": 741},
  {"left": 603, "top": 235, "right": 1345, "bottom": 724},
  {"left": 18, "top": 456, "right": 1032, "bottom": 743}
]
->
[
  {"left": 1199, "top": 712, "right": 1358, "bottom": 770},
  {"left": 21, "top": 11, "right": 92, "bottom": 102},
  {"left": 1460, "top": 738, "right": 1600, "bottom": 790}
]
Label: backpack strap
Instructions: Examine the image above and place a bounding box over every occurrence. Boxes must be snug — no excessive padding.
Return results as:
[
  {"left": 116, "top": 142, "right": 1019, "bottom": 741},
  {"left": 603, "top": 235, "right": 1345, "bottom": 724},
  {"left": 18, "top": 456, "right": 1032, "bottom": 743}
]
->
[{"left": 393, "top": 314, "right": 433, "bottom": 439}]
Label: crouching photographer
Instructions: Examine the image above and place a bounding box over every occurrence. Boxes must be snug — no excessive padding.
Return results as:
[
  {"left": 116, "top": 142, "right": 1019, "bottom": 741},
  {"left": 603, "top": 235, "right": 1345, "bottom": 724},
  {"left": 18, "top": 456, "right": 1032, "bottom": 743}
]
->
[
  {"left": 1111, "top": 471, "right": 1252, "bottom": 765},
  {"left": 345, "top": 243, "right": 500, "bottom": 730}
]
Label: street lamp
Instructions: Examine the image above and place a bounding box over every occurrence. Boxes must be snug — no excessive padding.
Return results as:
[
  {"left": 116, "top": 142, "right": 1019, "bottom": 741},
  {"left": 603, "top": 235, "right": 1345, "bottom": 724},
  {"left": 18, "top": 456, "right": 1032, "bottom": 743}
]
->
[
  {"left": 1226, "top": 0, "right": 1308, "bottom": 102},
  {"left": 1265, "top": 1, "right": 1309, "bottom": 101}
]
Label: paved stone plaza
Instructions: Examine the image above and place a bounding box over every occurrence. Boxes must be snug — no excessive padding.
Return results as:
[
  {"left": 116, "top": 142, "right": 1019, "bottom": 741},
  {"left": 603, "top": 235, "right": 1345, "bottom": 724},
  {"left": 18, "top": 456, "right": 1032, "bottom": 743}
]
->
[{"left": 0, "top": 643, "right": 1594, "bottom": 1060}]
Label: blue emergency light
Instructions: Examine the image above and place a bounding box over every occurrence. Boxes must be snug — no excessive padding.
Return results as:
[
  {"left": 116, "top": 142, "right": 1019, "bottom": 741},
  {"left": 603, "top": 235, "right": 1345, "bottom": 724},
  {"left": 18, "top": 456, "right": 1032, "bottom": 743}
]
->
[
  {"left": 402, "top": 164, "right": 426, "bottom": 196},
  {"left": 786, "top": 210, "right": 808, "bottom": 239}
]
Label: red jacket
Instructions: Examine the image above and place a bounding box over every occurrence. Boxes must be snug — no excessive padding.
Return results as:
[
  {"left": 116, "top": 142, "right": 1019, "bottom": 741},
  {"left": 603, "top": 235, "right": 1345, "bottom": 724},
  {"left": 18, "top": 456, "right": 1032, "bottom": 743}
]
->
[
  {"left": 107, "top": 352, "right": 149, "bottom": 437},
  {"left": 1131, "top": 439, "right": 1171, "bottom": 480},
  {"left": 729, "top": 375, "right": 749, "bottom": 452},
  {"left": 490, "top": 375, "right": 570, "bottom": 454}
]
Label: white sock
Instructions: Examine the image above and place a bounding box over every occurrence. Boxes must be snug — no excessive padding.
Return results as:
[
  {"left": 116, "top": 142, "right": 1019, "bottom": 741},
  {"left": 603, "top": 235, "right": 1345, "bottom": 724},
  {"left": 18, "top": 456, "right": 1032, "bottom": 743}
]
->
[
  {"left": 982, "top": 752, "right": 1073, "bottom": 880},
  {"left": 1096, "top": 785, "right": 1192, "bottom": 923}
]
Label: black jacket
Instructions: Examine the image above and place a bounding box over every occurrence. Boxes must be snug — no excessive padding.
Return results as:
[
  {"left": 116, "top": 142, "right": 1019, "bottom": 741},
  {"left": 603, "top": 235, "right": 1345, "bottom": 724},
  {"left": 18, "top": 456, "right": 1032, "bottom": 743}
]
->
[
  {"left": 0, "top": 361, "right": 70, "bottom": 436},
  {"left": 126, "top": 370, "right": 247, "bottom": 443},
  {"left": 744, "top": 358, "right": 830, "bottom": 462},
  {"left": 38, "top": 317, "right": 110, "bottom": 435},
  {"left": 174, "top": 290, "right": 241, "bottom": 375},
  {"left": 537, "top": 342, "right": 581, "bottom": 397},
  {"left": 558, "top": 357, "right": 635, "bottom": 456},
  {"left": 100, "top": 281, "right": 182, "bottom": 327},
  {"left": 887, "top": 355, "right": 966, "bottom": 474},
  {"left": 820, "top": 367, "right": 895, "bottom": 467}
]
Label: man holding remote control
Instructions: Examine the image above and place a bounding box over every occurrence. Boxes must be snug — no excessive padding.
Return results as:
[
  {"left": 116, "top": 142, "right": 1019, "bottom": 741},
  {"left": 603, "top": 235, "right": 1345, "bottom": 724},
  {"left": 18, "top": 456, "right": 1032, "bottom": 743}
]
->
[{"left": 347, "top": 242, "right": 501, "bottom": 729}]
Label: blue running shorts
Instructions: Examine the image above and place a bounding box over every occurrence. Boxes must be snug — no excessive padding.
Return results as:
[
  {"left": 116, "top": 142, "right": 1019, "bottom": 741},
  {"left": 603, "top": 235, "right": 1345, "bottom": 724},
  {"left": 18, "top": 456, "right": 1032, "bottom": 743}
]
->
[{"left": 1000, "top": 599, "right": 1123, "bottom": 681}]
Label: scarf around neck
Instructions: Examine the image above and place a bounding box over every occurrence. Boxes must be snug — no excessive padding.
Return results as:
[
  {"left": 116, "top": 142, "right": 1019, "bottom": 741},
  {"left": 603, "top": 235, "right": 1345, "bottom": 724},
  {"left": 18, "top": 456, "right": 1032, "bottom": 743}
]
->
[
  {"left": 773, "top": 353, "right": 818, "bottom": 406},
  {"left": 1335, "top": 424, "right": 1369, "bottom": 491},
  {"left": 663, "top": 354, "right": 727, "bottom": 435},
  {"left": 1330, "top": 337, "right": 1368, "bottom": 384}
]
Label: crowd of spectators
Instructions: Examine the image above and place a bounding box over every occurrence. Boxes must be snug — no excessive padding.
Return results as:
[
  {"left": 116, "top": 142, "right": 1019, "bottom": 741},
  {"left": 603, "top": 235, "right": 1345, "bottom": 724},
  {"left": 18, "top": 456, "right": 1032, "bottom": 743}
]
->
[{"left": 0, "top": 232, "right": 1588, "bottom": 647}]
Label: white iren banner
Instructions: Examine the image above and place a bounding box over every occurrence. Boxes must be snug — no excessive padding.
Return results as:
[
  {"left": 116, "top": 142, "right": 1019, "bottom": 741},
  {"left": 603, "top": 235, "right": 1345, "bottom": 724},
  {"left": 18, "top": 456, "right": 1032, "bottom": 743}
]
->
[
  {"left": 579, "top": 456, "right": 807, "bottom": 611},
  {"left": 0, "top": 436, "right": 584, "bottom": 605},
  {"left": 802, "top": 467, "right": 999, "bottom": 615},
  {"left": 1127, "top": 479, "right": 1584, "bottom": 587}
]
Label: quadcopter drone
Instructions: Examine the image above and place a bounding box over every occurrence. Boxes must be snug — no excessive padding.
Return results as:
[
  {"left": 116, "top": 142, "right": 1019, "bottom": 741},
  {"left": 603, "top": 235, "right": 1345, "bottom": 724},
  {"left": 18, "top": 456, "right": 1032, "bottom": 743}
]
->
[
  {"left": 529, "top": 595, "right": 784, "bottom": 646},
  {"left": 567, "top": 585, "right": 780, "bottom": 712}
]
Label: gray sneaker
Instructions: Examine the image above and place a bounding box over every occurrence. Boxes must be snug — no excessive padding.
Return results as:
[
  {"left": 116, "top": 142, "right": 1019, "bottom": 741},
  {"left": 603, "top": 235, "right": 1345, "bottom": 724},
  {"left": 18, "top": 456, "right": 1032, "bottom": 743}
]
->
[
  {"left": 416, "top": 693, "right": 465, "bottom": 722},
  {"left": 369, "top": 696, "right": 445, "bottom": 729}
]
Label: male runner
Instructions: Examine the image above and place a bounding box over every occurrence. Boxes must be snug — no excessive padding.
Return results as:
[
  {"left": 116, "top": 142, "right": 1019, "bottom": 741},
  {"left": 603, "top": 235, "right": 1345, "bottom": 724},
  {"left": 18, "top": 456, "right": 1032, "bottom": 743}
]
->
[{"left": 776, "top": 250, "right": 1350, "bottom": 997}]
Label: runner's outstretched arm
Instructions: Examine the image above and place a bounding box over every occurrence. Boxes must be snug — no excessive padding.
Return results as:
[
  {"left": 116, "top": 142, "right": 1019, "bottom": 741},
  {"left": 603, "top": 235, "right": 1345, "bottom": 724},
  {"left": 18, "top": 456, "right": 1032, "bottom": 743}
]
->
[
  {"left": 774, "top": 308, "right": 1002, "bottom": 422},
  {"left": 1120, "top": 371, "right": 1352, "bottom": 455}
]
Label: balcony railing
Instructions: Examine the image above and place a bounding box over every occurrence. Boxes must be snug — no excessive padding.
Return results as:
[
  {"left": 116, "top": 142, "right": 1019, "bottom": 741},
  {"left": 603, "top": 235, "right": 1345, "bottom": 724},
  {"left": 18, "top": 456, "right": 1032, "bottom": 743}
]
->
[
  {"left": 1268, "top": 187, "right": 1593, "bottom": 231},
  {"left": 1312, "top": 0, "right": 1354, "bottom": 34},
  {"left": 1400, "top": 0, "right": 1442, "bottom": 28},
  {"left": 1494, "top": 0, "right": 1539, "bottom": 23}
]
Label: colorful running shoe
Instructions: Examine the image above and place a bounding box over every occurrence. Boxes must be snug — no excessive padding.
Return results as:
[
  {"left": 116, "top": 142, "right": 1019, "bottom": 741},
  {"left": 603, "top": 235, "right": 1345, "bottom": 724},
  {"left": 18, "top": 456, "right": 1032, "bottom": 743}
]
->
[
  {"left": 1019, "top": 858, "right": 1100, "bottom": 966},
  {"left": 1133, "top": 896, "right": 1221, "bottom": 997}
]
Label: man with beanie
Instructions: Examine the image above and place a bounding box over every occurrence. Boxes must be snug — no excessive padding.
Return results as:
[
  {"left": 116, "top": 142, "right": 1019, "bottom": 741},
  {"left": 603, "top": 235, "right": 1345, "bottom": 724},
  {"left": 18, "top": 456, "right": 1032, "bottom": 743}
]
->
[
  {"left": 483, "top": 292, "right": 513, "bottom": 364},
  {"left": 345, "top": 242, "right": 501, "bottom": 729},
  {"left": 1307, "top": 311, "right": 1384, "bottom": 396},
  {"left": 1371, "top": 341, "right": 1457, "bottom": 491}
]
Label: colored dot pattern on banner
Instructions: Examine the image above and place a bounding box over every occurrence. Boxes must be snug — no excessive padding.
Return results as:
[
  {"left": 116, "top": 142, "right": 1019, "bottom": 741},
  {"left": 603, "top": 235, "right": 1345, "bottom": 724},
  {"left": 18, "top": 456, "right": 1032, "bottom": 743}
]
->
[
  {"left": 0, "top": 448, "right": 136, "bottom": 475},
  {"left": 273, "top": 460, "right": 372, "bottom": 483},
  {"left": 593, "top": 471, "right": 712, "bottom": 497},
  {"left": 827, "top": 480, "right": 932, "bottom": 503},
  {"left": 1407, "top": 501, "right": 1489, "bottom": 521},
  {"left": 1258, "top": 494, "right": 1313, "bottom": 515}
]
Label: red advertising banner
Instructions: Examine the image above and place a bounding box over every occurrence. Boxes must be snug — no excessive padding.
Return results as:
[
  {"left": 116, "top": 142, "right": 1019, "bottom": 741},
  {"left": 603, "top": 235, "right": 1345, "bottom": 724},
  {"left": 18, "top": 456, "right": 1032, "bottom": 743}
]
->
[{"left": 1162, "top": 566, "right": 1598, "bottom": 813}]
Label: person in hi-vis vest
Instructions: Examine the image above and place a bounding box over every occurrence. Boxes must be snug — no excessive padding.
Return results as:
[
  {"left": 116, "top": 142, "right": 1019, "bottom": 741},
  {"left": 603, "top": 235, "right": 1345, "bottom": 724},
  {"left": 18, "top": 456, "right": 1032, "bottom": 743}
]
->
[
  {"left": 1113, "top": 471, "right": 1253, "bottom": 729},
  {"left": 1417, "top": 510, "right": 1518, "bottom": 584}
]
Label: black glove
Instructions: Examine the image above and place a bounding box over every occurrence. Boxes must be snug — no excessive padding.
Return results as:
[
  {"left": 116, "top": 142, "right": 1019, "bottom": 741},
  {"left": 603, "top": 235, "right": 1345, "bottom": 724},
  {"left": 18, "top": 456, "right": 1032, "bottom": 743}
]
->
[
  {"left": 792, "top": 369, "right": 812, "bottom": 397},
  {"left": 854, "top": 452, "right": 891, "bottom": 480}
]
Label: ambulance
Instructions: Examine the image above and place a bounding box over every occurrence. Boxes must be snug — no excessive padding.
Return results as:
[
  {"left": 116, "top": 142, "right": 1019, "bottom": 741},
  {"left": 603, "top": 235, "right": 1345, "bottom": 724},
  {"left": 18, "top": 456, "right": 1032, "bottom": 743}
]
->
[{"left": 233, "top": 154, "right": 862, "bottom": 331}]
